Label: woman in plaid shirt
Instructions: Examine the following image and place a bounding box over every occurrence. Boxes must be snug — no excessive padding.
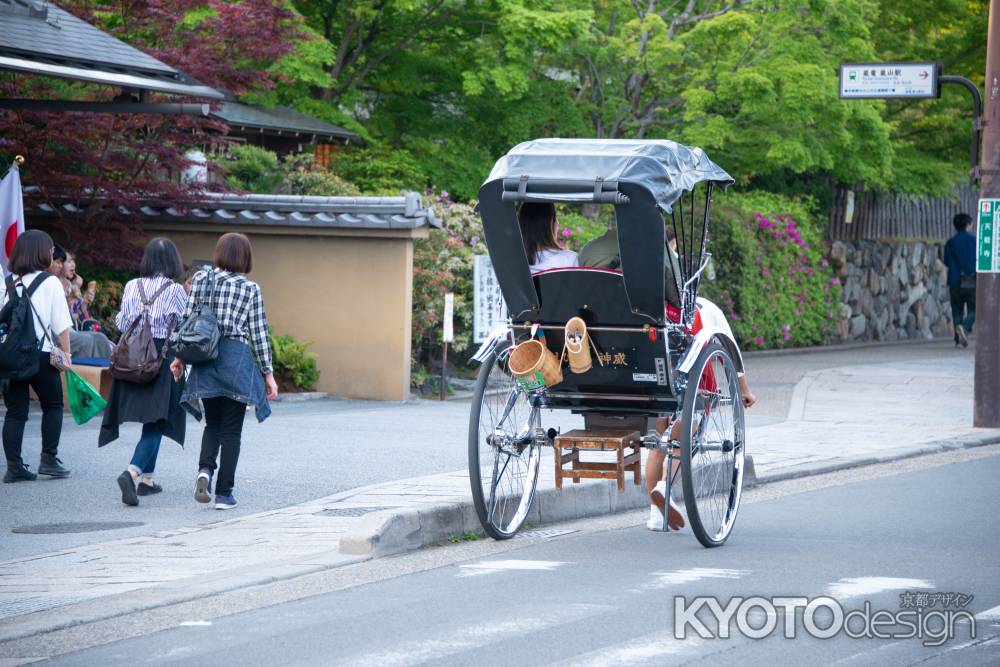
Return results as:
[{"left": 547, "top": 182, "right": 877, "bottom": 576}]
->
[{"left": 171, "top": 233, "right": 278, "bottom": 510}]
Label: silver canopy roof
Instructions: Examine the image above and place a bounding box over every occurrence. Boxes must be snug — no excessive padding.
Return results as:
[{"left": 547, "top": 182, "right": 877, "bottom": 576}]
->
[{"left": 484, "top": 138, "right": 733, "bottom": 211}]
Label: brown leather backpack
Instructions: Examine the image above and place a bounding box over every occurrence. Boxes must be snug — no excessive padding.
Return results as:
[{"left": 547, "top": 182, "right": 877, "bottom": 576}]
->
[{"left": 109, "top": 280, "right": 173, "bottom": 383}]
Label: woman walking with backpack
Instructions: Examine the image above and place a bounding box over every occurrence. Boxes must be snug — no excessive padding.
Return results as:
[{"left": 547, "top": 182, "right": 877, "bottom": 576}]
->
[
  {"left": 99, "top": 238, "right": 187, "bottom": 506},
  {"left": 171, "top": 233, "right": 277, "bottom": 510},
  {"left": 1, "top": 230, "right": 74, "bottom": 483}
]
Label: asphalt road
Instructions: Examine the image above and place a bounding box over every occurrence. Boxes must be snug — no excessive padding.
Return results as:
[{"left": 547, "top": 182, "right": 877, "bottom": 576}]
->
[
  {"left": 45, "top": 448, "right": 1000, "bottom": 666},
  {"left": 0, "top": 339, "right": 971, "bottom": 560}
]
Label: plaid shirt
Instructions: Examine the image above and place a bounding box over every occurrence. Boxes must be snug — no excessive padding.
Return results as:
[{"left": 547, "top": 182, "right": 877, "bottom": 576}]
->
[{"left": 182, "top": 268, "right": 273, "bottom": 374}]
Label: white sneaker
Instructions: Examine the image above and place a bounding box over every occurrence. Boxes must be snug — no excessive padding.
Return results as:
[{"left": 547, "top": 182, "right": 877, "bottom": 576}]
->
[
  {"left": 646, "top": 504, "right": 667, "bottom": 531},
  {"left": 650, "top": 481, "right": 685, "bottom": 530}
]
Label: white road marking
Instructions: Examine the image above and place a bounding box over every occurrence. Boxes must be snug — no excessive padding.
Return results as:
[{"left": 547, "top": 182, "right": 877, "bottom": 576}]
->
[
  {"left": 826, "top": 577, "right": 933, "bottom": 599},
  {"left": 644, "top": 567, "right": 750, "bottom": 589},
  {"left": 337, "top": 603, "right": 608, "bottom": 667},
  {"left": 457, "top": 559, "right": 567, "bottom": 577},
  {"left": 976, "top": 604, "right": 1000, "bottom": 621},
  {"left": 557, "top": 635, "right": 703, "bottom": 667},
  {"left": 178, "top": 620, "right": 213, "bottom": 627}
]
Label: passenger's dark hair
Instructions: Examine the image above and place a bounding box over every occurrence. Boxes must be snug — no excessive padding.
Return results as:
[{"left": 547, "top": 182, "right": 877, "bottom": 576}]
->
[
  {"left": 52, "top": 244, "right": 67, "bottom": 263},
  {"left": 953, "top": 213, "right": 972, "bottom": 232},
  {"left": 140, "top": 237, "right": 184, "bottom": 280},
  {"left": 665, "top": 225, "right": 676, "bottom": 243},
  {"left": 10, "top": 230, "right": 55, "bottom": 275},
  {"left": 517, "top": 202, "right": 559, "bottom": 264},
  {"left": 213, "top": 232, "right": 253, "bottom": 273}
]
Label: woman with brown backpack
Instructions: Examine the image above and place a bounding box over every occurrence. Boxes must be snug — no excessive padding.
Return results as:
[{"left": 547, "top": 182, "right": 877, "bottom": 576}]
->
[{"left": 99, "top": 238, "right": 188, "bottom": 506}]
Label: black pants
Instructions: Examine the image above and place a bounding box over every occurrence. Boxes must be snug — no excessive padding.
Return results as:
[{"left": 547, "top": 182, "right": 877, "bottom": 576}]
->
[
  {"left": 949, "top": 287, "right": 976, "bottom": 340},
  {"left": 198, "top": 396, "right": 247, "bottom": 496},
  {"left": 3, "top": 353, "right": 63, "bottom": 466}
]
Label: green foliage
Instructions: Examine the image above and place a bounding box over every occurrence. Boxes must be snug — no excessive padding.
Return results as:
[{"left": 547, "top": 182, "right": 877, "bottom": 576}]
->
[
  {"left": 700, "top": 192, "right": 843, "bottom": 350},
  {"left": 222, "top": 144, "right": 282, "bottom": 193},
  {"left": 411, "top": 194, "right": 483, "bottom": 380},
  {"left": 332, "top": 144, "right": 429, "bottom": 195},
  {"left": 269, "top": 329, "right": 320, "bottom": 391},
  {"left": 219, "top": 147, "right": 361, "bottom": 196},
  {"left": 86, "top": 280, "right": 124, "bottom": 341},
  {"left": 447, "top": 531, "right": 480, "bottom": 543}
]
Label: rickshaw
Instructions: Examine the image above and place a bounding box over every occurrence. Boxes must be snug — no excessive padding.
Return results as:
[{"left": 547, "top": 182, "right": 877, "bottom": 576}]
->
[{"left": 468, "top": 138, "right": 746, "bottom": 548}]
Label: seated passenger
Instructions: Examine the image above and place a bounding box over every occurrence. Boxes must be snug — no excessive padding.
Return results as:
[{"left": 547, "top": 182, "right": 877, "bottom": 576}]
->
[
  {"left": 579, "top": 222, "right": 683, "bottom": 308},
  {"left": 518, "top": 202, "right": 578, "bottom": 273}
]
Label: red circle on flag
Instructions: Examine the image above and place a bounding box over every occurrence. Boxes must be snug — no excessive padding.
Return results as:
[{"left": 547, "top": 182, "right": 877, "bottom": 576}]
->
[{"left": 5, "top": 224, "right": 18, "bottom": 259}]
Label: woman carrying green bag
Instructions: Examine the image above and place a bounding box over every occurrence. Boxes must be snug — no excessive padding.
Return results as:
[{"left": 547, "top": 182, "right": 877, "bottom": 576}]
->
[{"left": 98, "top": 239, "right": 188, "bottom": 507}]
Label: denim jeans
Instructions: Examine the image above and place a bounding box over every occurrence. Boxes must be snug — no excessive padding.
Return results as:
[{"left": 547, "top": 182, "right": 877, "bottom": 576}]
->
[{"left": 129, "top": 423, "right": 162, "bottom": 475}]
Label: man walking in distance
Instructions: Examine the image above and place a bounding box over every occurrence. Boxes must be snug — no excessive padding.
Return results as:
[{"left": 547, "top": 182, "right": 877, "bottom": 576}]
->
[{"left": 944, "top": 213, "right": 977, "bottom": 348}]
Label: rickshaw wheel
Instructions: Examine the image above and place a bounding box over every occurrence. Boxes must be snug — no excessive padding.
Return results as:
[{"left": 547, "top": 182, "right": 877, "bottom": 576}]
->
[
  {"left": 679, "top": 340, "right": 746, "bottom": 548},
  {"left": 468, "top": 341, "right": 541, "bottom": 540}
]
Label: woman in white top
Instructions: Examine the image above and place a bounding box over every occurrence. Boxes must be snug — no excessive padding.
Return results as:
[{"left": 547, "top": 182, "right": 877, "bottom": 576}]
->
[
  {"left": 517, "top": 202, "right": 579, "bottom": 273},
  {"left": 1, "top": 230, "right": 74, "bottom": 482}
]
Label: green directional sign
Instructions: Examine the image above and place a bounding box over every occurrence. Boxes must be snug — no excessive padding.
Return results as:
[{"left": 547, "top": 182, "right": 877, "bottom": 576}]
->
[{"left": 979, "top": 199, "right": 999, "bottom": 273}]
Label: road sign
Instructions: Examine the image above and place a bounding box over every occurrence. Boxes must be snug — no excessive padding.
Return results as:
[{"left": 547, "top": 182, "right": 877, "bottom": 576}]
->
[
  {"left": 442, "top": 292, "right": 454, "bottom": 343},
  {"left": 473, "top": 255, "right": 508, "bottom": 342},
  {"left": 839, "top": 62, "right": 939, "bottom": 99},
  {"left": 978, "top": 199, "right": 1000, "bottom": 273}
]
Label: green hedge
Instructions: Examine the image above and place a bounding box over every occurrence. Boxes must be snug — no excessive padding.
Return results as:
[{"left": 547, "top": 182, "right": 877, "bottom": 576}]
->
[{"left": 700, "top": 191, "right": 842, "bottom": 349}]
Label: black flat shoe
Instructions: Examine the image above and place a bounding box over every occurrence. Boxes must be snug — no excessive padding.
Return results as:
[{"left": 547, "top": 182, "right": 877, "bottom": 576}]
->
[
  {"left": 117, "top": 471, "right": 138, "bottom": 506},
  {"left": 38, "top": 456, "right": 70, "bottom": 478},
  {"left": 137, "top": 480, "right": 163, "bottom": 496}
]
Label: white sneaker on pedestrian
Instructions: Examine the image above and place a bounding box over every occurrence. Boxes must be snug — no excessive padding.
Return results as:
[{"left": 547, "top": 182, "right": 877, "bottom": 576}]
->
[
  {"left": 650, "top": 480, "right": 685, "bottom": 530},
  {"left": 194, "top": 470, "right": 212, "bottom": 504}
]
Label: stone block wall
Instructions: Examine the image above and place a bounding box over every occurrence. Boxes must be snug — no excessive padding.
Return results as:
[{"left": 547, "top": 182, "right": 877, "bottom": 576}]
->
[{"left": 828, "top": 240, "right": 953, "bottom": 343}]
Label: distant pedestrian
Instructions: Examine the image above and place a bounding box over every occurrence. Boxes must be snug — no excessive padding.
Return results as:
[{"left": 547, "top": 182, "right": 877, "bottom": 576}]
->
[
  {"left": 99, "top": 238, "right": 188, "bottom": 506},
  {"left": 944, "top": 213, "right": 976, "bottom": 347},
  {"left": 171, "top": 233, "right": 278, "bottom": 510},
  {"left": 0, "top": 230, "right": 73, "bottom": 482}
]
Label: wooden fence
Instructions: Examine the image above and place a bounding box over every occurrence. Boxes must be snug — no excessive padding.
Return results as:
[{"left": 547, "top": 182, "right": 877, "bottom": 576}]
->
[{"left": 827, "top": 186, "right": 978, "bottom": 242}]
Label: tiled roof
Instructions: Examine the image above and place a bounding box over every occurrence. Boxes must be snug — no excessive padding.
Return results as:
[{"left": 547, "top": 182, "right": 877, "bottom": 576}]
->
[
  {"left": 28, "top": 192, "right": 442, "bottom": 231},
  {"left": 213, "top": 103, "right": 357, "bottom": 141},
  {"left": 0, "top": 0, "right": 223, "bottom": 98}
]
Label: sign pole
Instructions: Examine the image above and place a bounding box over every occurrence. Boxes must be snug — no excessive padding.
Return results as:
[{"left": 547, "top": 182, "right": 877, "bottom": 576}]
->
[
  {"left": 441, "top": 292, "right": 454, "bottom": 402},
  {"left": 976, "top": 0, "right": 1000, "bottom": 428}
]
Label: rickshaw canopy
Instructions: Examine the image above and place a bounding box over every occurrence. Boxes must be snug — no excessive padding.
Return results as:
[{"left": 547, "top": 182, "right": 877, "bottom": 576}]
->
[
  {"left": 483, "top": 138, "right": 733, "bottom": 212},
  {"left": 478, "top": 138, "right": 733, "bottom": 325}
]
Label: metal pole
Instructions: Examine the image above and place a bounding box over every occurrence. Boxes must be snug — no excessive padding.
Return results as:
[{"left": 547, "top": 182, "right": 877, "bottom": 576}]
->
[
  {"left": 939, "top": 75, "right": 984, "bottom": 181},
  {"left": 440, "top": 342, "right": 449, "bottom": 402},
  {"left": 975, "top": 0, "right": 1000, "bottom": 427}
]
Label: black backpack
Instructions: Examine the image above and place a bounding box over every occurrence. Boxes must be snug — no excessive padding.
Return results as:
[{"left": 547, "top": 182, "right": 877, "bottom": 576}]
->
[
  {"left": 170, "top": 269, "right": 221, "bottom": 364},
  {"left": 0, "top": 273, "right": 54, "bottom": 381}
]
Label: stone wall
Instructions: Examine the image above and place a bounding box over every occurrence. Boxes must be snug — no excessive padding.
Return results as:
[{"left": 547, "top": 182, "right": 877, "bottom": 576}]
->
[{"left": 829, "top": 240, "right": 953, "bottom": 343}]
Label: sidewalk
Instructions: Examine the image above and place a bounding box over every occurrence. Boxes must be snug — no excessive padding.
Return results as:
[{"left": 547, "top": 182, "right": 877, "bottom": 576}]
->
[{"left": 0, "top": 354, "right": 997, "bottom": 642}]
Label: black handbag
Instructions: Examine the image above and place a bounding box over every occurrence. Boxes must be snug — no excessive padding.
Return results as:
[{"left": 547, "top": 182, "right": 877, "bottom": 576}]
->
[{"left": 170, "top": 270, "right": 221, "bottom": 363}]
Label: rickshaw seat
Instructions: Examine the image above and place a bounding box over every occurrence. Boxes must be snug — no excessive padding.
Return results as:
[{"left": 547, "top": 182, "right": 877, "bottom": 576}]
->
[{"left": 531, "top": 267, "right": 653, "bottom": 327}]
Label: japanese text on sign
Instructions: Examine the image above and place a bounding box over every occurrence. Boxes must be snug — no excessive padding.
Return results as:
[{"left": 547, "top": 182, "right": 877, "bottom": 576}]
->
[
  {"left": 978, "top": 200, "right": 999, "bottom": 273},
  {"left": 473, "top": 255, "right": 509, "bottom": 342},
  {"left": 839, "top": 63, "right": 939, "bottom": 99}
]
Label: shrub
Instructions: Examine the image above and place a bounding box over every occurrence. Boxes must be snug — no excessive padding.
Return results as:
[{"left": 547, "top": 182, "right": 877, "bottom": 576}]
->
[
  {"left": 86, "top": 279, "right": 124, "bottom": 341},
  {"left": 277, "top": 153, "right": 360, "bottom": 196},
  {"left": 269, "top": 329, "right": 320, "bottom": 392},
  {"left": 221, "top": 144, "right": 282, "bottom": 193},
  {"left": 700, "top": 191, "right": 842, "bottom": 349}
]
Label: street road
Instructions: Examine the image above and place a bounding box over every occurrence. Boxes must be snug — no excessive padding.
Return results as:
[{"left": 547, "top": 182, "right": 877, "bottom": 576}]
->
[
  {"left": 45, "top": 447, "right": 1000, "bottom": 666},
  {"left": 0, "top": 340, "right": 967, "bottom": 560}
]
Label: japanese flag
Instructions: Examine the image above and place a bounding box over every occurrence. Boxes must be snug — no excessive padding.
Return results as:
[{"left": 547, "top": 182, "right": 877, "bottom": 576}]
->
[{"left": 0, "top": 163, "right": 25, "bottom": 274}]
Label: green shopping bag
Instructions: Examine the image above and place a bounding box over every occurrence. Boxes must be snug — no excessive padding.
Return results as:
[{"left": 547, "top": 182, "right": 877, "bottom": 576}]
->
[{"left": 65, "top": 370, "right": 107, "bottom": 425}]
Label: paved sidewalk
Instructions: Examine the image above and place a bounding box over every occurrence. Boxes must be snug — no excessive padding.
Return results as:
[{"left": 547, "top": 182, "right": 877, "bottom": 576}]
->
[{"left": 0, "top": 354, "right": 997, "bottom": 642}]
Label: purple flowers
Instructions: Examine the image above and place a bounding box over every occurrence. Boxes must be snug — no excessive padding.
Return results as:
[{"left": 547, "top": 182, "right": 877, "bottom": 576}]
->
[{"left": 754, "top": 337, "right": 765, "bottom": 346}]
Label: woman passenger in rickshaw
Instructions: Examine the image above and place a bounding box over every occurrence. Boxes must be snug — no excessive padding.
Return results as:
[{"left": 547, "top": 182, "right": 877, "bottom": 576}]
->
[
  {"left": 518, "top": 203, "right": 579, "bottom": 273},
  {"left": 580, "top": 219, "right": 757, "bottom": 531}
]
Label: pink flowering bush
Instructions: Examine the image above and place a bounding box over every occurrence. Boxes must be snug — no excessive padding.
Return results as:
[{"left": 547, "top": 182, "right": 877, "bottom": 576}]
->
[{"left": 700, "top": 192, "right": 842, "bottom": 350}]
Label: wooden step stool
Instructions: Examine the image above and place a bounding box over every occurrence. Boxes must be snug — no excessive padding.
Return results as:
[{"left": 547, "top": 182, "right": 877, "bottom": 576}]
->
[{"left": 554, "top": 428, "right": 642, "bottom": 492}]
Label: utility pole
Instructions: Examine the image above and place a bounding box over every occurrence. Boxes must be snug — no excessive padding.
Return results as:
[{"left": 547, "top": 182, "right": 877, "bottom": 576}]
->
[{"left": 976, "top": 0, "right": 1000, "bottom": 427}]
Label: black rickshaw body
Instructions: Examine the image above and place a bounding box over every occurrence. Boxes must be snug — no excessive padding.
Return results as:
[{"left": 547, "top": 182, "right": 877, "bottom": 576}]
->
[{"left": 476, "top": 139, "right": 737, "bottom": 418}]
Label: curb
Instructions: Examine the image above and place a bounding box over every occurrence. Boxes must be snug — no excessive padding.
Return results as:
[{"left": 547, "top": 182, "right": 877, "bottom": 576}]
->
[
  {"left": 272, "top": 391, "right": 329, "bottom": 403},
  {"left": 742, "top": 336, "right": 948, "bottom": 359},
  {"left": 339, "top": 433, "right": 1000, "bottom": 558}
]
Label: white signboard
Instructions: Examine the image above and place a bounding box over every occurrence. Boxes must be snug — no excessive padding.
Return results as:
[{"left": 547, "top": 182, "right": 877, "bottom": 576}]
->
[
  {"left": 839, "top": 63, "right": 939, "bottom": 99},
  {"left": 473, "top": 255, "right": 508, "bottom": 343},
  {"left": 442, "top": 292, "right": 454, "bottom": 343}
]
